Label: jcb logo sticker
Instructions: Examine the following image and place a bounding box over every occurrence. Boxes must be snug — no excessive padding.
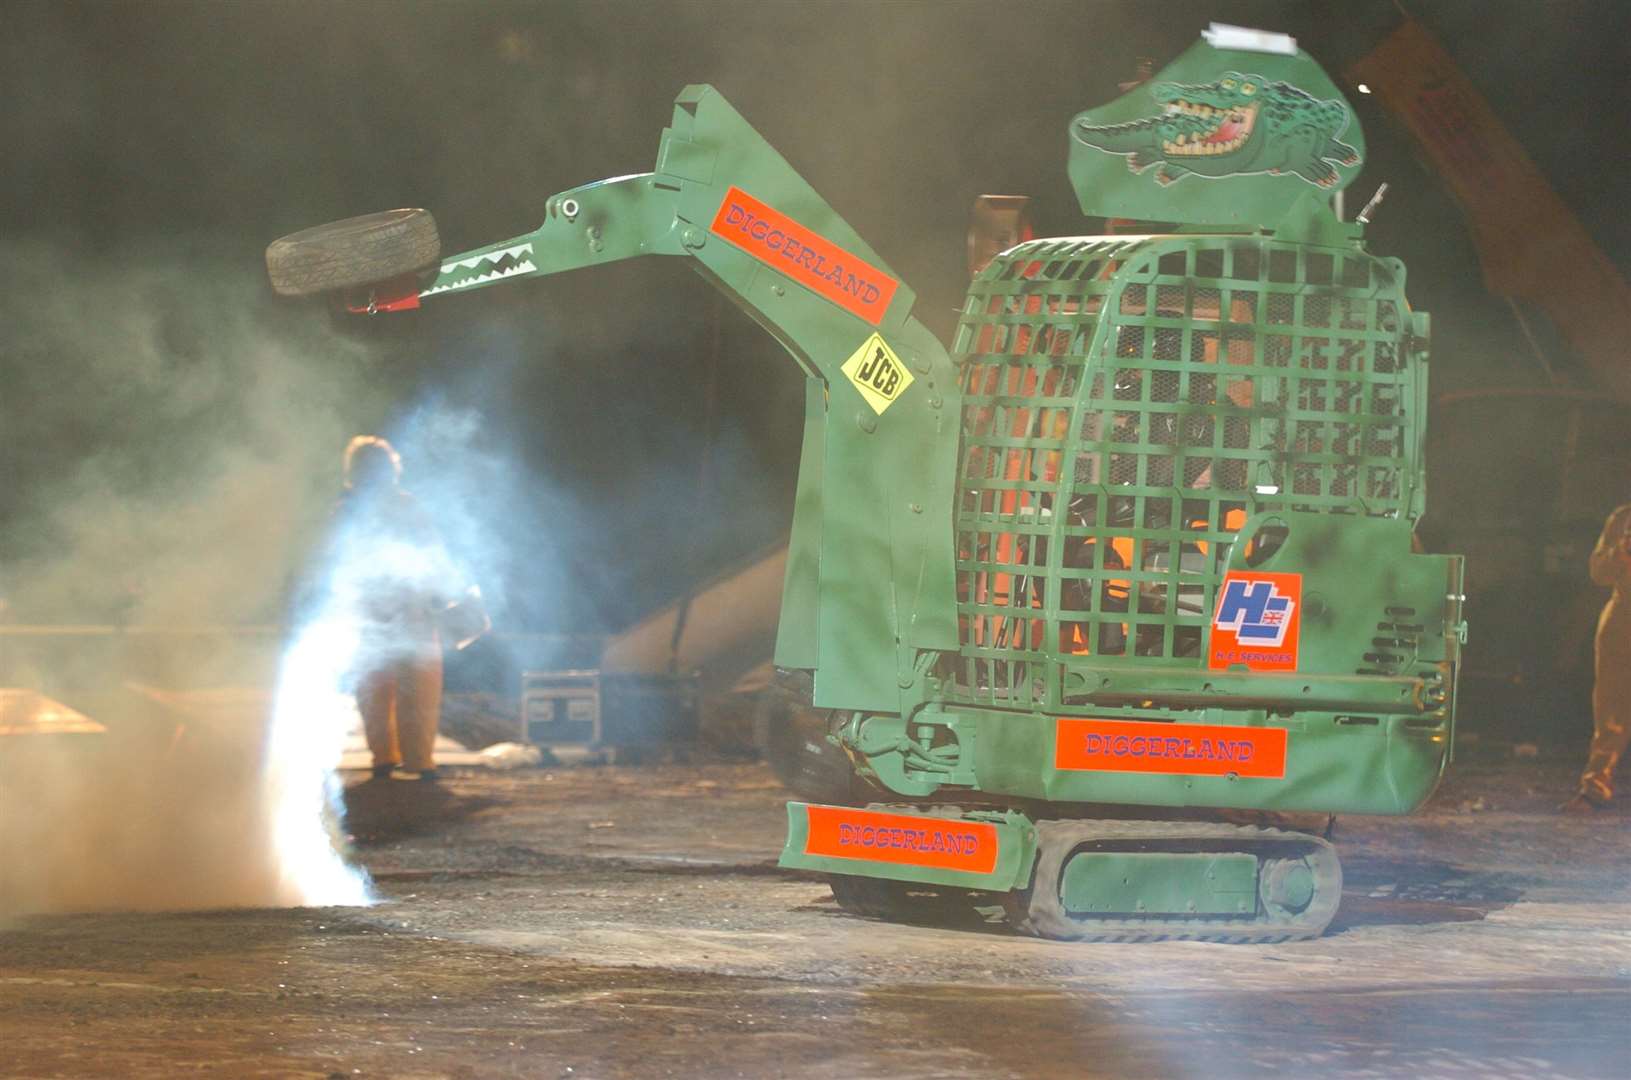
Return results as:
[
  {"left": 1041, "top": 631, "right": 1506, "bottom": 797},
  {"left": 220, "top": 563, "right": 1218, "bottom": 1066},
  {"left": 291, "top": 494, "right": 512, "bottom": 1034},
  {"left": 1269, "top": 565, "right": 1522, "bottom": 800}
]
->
[{"left": 841, "top": 333, "right": 915, "bottom": 415}]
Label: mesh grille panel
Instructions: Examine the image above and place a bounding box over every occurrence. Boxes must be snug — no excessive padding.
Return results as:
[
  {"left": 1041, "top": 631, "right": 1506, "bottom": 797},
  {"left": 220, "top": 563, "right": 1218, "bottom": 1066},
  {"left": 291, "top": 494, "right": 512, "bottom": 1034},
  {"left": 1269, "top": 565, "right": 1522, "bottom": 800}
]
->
[
  {"left": 950, "top": 239, "right": 1136, "bottom": 705},
  {"left": 950, "top": 238, "right": 1419, "bottom": 705}
]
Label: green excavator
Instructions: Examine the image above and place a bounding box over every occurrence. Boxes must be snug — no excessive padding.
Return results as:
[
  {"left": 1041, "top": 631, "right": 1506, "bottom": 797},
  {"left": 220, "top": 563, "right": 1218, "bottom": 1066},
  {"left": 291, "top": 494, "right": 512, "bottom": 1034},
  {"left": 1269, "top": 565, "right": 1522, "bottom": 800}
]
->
[{"left": 269, "top": 27, "right": 1464, "bottom": 942}]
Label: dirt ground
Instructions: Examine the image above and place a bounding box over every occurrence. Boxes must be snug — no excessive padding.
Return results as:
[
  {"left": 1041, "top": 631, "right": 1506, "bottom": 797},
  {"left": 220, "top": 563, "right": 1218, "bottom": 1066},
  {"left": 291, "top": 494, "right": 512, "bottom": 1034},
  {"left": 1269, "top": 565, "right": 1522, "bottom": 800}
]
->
[{"left": 2, "top": 742, "right": 1628, "bottom": 1079}]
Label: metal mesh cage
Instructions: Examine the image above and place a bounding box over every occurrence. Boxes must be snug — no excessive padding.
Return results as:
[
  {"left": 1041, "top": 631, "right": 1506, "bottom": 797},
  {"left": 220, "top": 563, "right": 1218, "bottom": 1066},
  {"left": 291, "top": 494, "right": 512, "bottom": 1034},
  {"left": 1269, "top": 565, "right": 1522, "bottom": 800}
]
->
[
  {"left": 948, "top": 237, "right": 1420, "bottom": 707},
  {"left": 948, "top": 239, "right": 1136, "bottom": 705}
]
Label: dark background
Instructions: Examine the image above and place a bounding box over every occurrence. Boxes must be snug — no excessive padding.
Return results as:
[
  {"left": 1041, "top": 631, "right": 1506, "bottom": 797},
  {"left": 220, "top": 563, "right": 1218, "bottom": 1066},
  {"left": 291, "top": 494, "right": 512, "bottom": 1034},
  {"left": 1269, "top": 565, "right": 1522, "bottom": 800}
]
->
[{"left": 2, "top": 0, "right": 1627, "bottom": 640}]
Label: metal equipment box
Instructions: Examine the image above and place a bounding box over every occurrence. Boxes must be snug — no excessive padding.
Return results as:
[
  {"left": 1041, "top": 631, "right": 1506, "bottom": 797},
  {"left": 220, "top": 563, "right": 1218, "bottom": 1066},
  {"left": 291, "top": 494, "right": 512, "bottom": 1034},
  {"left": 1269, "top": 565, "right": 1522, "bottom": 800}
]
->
[
  {"left": 521, "top": 669, "right": 601, "bottom": 747},
  {"left": 521, "top": 670, "right": 701, "bottom": 748}
]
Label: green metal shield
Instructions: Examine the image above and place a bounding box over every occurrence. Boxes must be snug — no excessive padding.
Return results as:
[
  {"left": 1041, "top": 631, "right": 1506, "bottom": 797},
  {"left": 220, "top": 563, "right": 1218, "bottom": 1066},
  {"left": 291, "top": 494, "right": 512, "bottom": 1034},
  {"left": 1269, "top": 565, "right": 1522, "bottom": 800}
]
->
[{"left": 1069, "top": 36, "right": 1366, "bottom": 226}]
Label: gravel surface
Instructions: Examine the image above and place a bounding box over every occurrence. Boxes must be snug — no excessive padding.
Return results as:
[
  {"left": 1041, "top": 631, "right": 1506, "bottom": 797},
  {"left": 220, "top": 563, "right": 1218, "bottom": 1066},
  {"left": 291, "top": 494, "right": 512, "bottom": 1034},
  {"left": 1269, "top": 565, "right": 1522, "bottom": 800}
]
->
[{"left": 1, "top": 745, "right": 1627, "bottom": 1078}]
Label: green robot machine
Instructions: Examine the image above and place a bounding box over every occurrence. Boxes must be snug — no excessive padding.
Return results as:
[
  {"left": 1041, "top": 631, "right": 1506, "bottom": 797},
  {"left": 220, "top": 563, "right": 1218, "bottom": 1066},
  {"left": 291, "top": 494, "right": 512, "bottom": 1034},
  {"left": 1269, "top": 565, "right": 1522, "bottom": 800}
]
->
[{"left": 270, "top": 29, "right": 1465, "bottom": 942}]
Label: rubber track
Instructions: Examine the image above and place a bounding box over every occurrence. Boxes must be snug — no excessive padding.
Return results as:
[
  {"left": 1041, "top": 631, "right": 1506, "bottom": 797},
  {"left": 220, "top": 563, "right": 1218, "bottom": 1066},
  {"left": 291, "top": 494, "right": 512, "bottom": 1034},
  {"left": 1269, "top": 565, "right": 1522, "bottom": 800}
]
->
[{"left": 1006, "top": 819, "right": 1343, "bottom": 944}]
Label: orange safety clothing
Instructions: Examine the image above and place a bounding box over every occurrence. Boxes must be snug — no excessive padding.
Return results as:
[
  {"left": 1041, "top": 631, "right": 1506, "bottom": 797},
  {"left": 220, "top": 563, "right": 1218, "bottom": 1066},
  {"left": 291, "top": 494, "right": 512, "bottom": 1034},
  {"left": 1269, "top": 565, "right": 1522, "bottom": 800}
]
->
[
  {"left": 335, "top": 462, "right": 457, "bottom": 775},
  {"left": 358, "top": 624, "right": 443, "bottom": 774}
]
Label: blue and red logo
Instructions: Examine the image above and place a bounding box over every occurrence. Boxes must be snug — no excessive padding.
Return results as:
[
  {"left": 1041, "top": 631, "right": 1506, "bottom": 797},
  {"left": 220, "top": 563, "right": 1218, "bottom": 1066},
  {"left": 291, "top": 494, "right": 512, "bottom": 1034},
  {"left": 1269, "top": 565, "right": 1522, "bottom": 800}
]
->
[{"left": 1208, "top": 571, "right": 1301, "bottom": 671}]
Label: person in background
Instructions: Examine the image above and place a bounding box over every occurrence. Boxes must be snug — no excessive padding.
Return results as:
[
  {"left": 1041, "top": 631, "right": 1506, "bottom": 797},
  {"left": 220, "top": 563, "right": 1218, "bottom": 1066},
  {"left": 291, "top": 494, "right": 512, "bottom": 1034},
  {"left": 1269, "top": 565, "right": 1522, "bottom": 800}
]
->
[
  {"left": 1564, "top": 502, "right": 1631, "bottom": 812},
  {"left": 336, "top": 435, "right": 455, "bottom": 782}
]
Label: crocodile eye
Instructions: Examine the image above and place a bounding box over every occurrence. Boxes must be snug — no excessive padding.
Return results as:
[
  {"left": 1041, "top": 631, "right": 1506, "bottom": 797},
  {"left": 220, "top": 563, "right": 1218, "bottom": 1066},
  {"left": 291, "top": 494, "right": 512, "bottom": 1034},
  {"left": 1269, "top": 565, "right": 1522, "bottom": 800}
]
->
[
  {"left": 1221, "top": 78, "right": 1237, "bottom": 90},
  {"left": 1241, "top": 82, "right": 1257, "bottom": 95}
]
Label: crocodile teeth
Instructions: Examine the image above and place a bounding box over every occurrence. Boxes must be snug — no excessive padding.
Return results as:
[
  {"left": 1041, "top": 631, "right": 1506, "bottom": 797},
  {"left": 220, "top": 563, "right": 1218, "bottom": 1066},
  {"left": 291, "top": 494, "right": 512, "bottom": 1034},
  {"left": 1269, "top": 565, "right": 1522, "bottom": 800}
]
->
[
  {"left": 419, "top": 258, "right": 538, "bottom": 297},
  {"left": 439, "top": 242, "right": 535, "bottom": 274}
]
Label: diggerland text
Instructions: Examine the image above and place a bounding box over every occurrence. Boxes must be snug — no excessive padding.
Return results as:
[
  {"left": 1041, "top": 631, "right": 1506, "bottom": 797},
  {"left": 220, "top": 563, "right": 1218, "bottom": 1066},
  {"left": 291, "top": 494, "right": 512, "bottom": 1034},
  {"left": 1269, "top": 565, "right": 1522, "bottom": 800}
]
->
[{"left": 836, "top": 823, "right": 983, "bottom": 857}]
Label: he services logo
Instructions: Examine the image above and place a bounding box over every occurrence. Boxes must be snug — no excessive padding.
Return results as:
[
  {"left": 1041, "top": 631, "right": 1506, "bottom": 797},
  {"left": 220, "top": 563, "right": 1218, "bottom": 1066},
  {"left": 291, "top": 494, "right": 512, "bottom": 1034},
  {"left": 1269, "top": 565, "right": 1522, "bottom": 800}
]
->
[{"left": 1209, "top": 570, "right": 1301, "bottom": 671}]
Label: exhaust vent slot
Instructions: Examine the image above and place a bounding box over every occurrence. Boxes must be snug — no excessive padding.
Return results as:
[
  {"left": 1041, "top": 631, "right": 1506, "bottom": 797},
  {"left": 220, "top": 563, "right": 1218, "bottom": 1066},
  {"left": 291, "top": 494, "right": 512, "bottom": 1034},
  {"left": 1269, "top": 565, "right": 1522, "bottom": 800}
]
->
[{"left": 1358, "top": 608, "right": 1422, "bottom": 676}]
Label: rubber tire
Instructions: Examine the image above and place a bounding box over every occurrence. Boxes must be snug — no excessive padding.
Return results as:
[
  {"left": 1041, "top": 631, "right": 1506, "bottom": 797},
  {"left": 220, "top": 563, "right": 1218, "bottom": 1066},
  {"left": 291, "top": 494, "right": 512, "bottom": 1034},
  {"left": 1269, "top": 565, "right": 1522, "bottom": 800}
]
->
[
  {"left": 757, "top": 669, "right": 864, "bottom": 805},
  {"left": 829, "top": 874, "right": 913, "bottom": 919},
  {"left": 265, "top": 209, "right": 441, "bottom": 297},
  {"left": 830, "top": 874, "right": 999, "bottom": 927}
]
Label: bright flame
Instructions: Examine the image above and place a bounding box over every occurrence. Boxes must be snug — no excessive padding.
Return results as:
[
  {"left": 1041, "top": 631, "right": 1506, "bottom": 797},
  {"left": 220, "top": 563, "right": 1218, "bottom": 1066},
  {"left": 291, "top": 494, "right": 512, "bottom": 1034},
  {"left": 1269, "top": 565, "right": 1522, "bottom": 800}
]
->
[{"left": 262, "top": 611, "right": 374, "bottom": 907}]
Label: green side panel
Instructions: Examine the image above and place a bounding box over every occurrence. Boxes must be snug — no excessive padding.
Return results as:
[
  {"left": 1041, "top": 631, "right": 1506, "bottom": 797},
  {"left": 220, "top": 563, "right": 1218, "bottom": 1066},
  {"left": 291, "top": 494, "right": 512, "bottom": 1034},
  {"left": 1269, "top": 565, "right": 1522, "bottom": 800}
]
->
[
  {"left": 662, "top": 85, "right": 918, "bottom": 332},
  {"left": 961, "top": 705, "right": 1448, "bottom": 816},
  {"left": 774, "top": 378, "right": 826, "bottom": 670},
  {"left": 1069, "top": 36, "right": 1365, "bottom": 226},
  {"left": 776, "top": 802, "right": 1036, "bottom": 892},
  {"left": 1225, "top": 510, "right": 1461, "bottom": 687},
  {"left": 810, "top": 319, "right": 961, "bottom": 712},
  {"left": 653, "top": 86, "right": 962, "bottom": 712},
  {"left": 1061, "top": 852, "right": 1258, "bottom": 915}
]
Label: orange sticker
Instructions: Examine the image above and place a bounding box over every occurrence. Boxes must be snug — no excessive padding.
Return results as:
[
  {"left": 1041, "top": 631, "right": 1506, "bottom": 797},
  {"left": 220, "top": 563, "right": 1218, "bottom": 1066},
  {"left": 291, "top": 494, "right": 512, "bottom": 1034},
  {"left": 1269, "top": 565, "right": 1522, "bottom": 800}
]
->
[
  {"left": 802, "top": 805, "right": 999, "bottom": 874},
  {"left": 1054, "top": 718, "right": 1287, "bottom": 779},
  {"left": 709, "top": 186, "right": 899, "bottom": 326},
  {"left": 1209, "top": 570, "right": 1302, "bottom": 672}
]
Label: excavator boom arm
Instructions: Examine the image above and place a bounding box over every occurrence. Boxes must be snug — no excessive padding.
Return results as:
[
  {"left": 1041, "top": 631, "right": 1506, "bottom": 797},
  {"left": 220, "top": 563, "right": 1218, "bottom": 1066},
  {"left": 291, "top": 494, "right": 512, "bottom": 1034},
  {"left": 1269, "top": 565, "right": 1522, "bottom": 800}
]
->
[
  {"left": 408, "top": 86, "right": 962, "bottom": 715},
  {"left": 418, "top": 173, "right": 687, "bottom": 300}
]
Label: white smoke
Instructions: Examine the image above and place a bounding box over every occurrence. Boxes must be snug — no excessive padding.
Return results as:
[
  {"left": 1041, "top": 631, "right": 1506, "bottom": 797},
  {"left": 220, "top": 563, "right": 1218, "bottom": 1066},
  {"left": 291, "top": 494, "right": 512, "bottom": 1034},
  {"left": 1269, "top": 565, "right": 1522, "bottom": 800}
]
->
[
  {"left": 263, "top": 614, "right": 372, "bottom": 907},
  {"left": 0, "top": 240, "right": 391, "bottom": 915}
]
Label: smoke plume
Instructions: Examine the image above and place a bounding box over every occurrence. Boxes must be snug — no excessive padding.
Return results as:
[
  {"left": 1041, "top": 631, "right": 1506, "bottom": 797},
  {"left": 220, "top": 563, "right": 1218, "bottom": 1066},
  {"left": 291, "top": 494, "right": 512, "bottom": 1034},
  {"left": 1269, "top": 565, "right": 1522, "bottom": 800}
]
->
[{"left": 0, "top": 239, "right": 391, "bottom": 915}]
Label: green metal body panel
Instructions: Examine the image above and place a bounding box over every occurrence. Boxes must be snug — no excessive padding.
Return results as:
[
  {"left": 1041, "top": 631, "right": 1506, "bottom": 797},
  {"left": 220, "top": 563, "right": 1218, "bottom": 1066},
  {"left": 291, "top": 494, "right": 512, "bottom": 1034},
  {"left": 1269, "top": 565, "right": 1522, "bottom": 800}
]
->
[
  {"left": 1068, "top": 38, "right": 1365, "bottom": 226},
  {"left": 776, "top": 801, "right": 1036, "bottom": 892},
  {"left": 1061, "top": 852, "right": 1258, "bottom": 915},
  {"left": 961, "top": 705, "right": 1447, "bottom": 815},
  {"left": 775, "top": 379, "right": 827, "bottom": 670}
]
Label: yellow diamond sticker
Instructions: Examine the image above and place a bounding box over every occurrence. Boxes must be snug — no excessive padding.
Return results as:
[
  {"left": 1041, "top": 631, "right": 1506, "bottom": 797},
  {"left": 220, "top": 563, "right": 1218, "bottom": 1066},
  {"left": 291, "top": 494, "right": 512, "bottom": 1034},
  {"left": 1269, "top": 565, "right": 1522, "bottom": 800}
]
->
[{"left": 840, "top": 333, "right": 915, "bottom": 415}]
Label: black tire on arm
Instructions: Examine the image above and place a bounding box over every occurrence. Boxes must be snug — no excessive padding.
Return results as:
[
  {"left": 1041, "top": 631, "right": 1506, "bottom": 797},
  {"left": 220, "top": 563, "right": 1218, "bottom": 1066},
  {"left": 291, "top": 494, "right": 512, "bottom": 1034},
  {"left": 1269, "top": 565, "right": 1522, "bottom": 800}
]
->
[{"left": 265, "top": 209, "right": 441, "bottom": 297}]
